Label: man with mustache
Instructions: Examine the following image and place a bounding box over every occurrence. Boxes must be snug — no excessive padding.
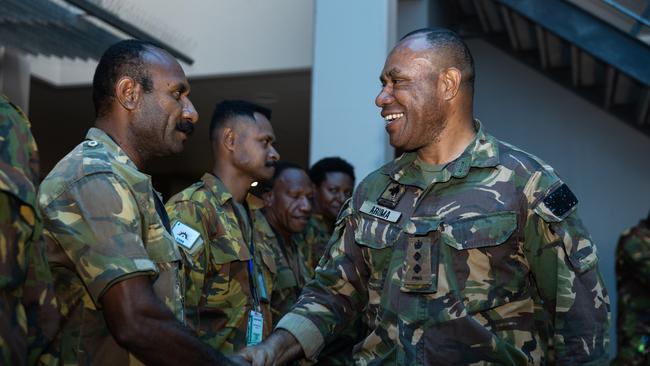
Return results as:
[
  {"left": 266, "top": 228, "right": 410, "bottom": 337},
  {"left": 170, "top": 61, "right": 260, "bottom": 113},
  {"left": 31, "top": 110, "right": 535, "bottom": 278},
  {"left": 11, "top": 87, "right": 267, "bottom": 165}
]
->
[
  {"left": 241, "top": 28, "right": 609, "bottom": 365},
  {"left": 38, "top": 40, "right": 245, "bottom": 365},
  {"left": 166, "top": 100, "right": 280, "bottom": 354},
  {"left": 254, "top": 161, "right": 313, "bottom": 322}
]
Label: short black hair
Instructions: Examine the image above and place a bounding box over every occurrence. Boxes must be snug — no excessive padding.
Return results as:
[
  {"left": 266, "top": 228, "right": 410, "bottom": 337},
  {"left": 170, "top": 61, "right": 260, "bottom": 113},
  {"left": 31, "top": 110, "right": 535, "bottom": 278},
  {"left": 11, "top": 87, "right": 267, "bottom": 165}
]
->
[
  {"left": 92, "top": 39, "right": 162, "bottom": 117},
  {"left": 209, "top": 100, "right": 272, "bottom": 142},
  {"left": 308, "top": 157, "right": 355, "bottom": 186},
  {"left": 259, "top": 160, "right": 304, "bottom": 192},
  {"left": 400, "top": 28, "right": 475, "bottom": 90}
]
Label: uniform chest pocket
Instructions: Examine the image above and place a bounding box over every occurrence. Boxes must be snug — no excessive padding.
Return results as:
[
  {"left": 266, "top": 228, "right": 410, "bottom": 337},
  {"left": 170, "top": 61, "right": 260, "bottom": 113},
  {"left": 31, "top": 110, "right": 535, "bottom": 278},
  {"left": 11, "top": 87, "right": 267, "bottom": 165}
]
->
[
  {"left": 203, "top": 235, "right": 251, "bottom": 308},
  {"left": 439, "top": 211, "right": 524, "bottom": 314},
  {"left": 354, "top": 214, "right": 400, "bottom": 290}
]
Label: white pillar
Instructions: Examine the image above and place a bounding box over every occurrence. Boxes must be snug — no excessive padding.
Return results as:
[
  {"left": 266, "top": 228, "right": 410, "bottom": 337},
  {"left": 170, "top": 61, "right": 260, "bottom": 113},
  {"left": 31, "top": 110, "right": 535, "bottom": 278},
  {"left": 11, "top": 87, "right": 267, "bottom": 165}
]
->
[
  {"left": 309, "top": 0, "right": 397, "bottom": 181},
  {"left": 0, "top": 47, "right": 31, "bottom": 114}
]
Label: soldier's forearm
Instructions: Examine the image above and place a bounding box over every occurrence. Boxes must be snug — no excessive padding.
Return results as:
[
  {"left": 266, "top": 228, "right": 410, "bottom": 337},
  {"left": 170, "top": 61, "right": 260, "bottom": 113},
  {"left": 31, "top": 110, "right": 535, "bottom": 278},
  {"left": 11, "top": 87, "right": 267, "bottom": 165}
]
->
[{"left": 271, "top": 329, "right": 304, "bottom": 365}]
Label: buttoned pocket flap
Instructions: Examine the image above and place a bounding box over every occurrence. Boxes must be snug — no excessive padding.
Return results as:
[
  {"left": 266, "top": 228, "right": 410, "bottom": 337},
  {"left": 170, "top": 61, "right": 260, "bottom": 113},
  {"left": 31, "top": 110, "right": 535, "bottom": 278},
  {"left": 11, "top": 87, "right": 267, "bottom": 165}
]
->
[
  {"left": 210, "top": 236, "right": 252, "bottom": 264},
  {"left": 441, "top": 211, "right": 517, "bottom": 250},
  {"left": 402, "top": 216, "right": 442, "bottom": 235},
  {"left": 354, "top": 215, "right": 400, "bottom": 249}
]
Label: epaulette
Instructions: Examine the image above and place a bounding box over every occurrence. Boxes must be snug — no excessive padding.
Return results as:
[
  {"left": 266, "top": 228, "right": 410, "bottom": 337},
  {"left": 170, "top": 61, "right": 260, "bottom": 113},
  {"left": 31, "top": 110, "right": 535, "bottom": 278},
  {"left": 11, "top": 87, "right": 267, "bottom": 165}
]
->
[{"left": 81, "top": 140, "right": 113, "bottom": 176}]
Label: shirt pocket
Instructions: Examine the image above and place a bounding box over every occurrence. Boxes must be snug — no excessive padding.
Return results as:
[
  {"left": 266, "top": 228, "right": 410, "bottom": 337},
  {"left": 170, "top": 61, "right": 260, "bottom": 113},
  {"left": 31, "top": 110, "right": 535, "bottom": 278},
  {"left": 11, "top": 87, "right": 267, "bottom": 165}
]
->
[
  {"left": 354, "top": 214, "right": 401, "bottom": 323},
  {"left": 203, "top": 235, "right": 251, "bottom": 310},
  {"left": 439, "top": 211, "right": 522, "bottom": 314}
]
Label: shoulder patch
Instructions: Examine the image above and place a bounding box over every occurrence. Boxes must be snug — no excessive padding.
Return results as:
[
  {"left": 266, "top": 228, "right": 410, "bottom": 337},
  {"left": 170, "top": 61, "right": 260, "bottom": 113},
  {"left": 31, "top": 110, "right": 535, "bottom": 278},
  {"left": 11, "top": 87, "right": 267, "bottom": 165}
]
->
[
  {"left": 539, "top": 183, "right": 578, "bottom": 221},
  {"left": 171, "top": 221, "right": 201, "bottom": 250}
]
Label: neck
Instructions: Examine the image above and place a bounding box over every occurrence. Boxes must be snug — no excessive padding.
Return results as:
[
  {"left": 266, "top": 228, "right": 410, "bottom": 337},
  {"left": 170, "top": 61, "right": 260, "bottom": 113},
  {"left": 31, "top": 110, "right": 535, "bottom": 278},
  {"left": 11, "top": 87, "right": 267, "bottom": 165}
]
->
[
  {"left": 212, "top": 161, "right": 253, "bottom": 203},
  {"left": 416, "top": 112, "right": 475, "bottom": 165},
  {"left": 314, "top": 207, "right": 335, "bottom": 231},
  {"left": 95, "top": 118, "right": 147, "bottom": 169}
]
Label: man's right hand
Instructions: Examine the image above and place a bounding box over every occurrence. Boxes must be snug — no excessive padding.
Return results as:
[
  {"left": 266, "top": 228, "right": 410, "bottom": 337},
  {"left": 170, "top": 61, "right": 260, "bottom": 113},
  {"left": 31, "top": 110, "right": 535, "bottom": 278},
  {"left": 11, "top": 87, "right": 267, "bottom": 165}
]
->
[{"left": 239, "top": 329, "right": 304, "bottom": 366}]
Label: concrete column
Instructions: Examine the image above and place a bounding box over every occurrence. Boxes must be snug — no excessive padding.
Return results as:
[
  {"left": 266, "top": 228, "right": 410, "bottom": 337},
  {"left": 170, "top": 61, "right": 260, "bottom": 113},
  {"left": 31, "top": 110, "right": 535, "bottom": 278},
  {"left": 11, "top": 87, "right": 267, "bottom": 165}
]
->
[
  {"left": 0, "top": 47, "right": 31, "bottom": 114},
  {"left": 309, "top": 0, "right": 397, "bottom": 181}
]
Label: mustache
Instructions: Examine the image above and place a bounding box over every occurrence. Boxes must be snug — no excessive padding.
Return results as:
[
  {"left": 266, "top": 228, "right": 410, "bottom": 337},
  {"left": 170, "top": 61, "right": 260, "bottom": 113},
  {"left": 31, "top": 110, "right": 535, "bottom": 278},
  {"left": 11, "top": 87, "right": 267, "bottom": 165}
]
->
[
  {"left": 264, "top": 161, "right": 276, "bottom": 167},
  {"left": 175, "top": 120, "right": 195, "bottom": 135}
]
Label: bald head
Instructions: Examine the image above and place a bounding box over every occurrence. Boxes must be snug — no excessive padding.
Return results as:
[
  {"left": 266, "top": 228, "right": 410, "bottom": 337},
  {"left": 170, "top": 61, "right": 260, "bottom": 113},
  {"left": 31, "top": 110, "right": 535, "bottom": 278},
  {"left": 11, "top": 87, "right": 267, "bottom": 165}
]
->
[{"left": 397, "top": 28, "right": 475, "bottom": 93}]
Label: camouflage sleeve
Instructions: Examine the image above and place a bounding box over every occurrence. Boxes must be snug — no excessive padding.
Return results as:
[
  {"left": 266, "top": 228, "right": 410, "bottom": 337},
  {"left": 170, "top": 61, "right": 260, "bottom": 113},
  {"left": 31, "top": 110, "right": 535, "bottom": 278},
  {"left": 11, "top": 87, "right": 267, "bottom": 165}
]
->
[
  {"left": 40, "top": 173, "right": 158, "bottom": 307},
  {"left": 23, "top": 232, "right": 60, "bottom": 366},
  {"left": 0, "top": 192, "right": 31, "bottom": 365},
  {"left": 165, "top": 198, "right": 211, "bottom": 308},
  {"left": 276, "top": 199, "right": 367, "bottom": 359},
  {"left": 525, "top": 184, "right": 610, "bottom": 365}
]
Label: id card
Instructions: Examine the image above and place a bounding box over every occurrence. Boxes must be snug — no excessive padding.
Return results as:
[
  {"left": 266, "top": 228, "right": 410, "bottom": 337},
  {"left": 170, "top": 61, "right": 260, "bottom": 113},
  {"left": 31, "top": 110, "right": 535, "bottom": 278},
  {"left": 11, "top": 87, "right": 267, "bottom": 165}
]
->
[{"left": 246, "top": 310, "right": 264, "bottom": 346}]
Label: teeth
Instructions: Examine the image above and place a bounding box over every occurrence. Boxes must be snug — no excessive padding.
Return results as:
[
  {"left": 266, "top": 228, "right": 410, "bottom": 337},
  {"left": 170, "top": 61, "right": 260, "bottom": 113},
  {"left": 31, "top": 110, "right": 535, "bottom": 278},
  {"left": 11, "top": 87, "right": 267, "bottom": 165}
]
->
[{"left": 384, "top": 113, "right": 404, "bottom": 122}]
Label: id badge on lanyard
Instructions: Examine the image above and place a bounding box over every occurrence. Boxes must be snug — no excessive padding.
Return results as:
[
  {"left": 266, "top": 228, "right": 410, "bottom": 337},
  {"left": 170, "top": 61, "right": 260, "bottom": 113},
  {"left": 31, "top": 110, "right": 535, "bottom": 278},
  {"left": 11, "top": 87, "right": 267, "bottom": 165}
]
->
[{"left": 246, "top": 309, "right": 264, "bottom": 346}]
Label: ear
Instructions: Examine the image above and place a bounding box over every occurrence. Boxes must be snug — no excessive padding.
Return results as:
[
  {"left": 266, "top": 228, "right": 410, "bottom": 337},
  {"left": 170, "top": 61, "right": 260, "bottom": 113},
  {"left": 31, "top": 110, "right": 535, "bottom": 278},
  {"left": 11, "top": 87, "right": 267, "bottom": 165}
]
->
[
  {"left": 439, "top": 67, "right": 462, "bottom": 101},
  {"left": 115, "top": 76, "right": 142, "bottom": 111},
  {"left": 222, "top": 127, "right": 236, "bottom": 152}
]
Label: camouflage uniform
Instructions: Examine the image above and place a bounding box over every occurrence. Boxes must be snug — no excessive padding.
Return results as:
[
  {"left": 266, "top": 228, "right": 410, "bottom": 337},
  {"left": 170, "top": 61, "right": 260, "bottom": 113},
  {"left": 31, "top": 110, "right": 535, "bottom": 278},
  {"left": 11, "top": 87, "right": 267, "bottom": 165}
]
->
[
  {"left": 0, "top": 95, "right": 59, "bottom": 366},
  {"left": 277, "top": 121, "right": 610, "bottom": 365},
  {"left": 165, "top": 174, "right": 277, "bottom": 354},
  {"left": 612, "top": 218, "right": 650, "bottom": 365},
  {"left": 250, "top": 207, "right": 311, "bottom": 323},
  {"left": 38, "top": 127, "right": 184, "bottom": 366},
  {"left": 300, "top": 214, "right": 331, "bottom": 276},
  {"left": 301, "top": 215, "right": 365, "bottom": 366}
]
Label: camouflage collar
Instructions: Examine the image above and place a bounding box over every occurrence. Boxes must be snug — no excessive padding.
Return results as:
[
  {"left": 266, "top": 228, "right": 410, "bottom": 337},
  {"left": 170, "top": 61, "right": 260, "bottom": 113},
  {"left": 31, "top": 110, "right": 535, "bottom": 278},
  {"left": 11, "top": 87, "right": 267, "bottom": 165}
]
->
[
  {"left": 382, "top": 119, "right": 500, "bottom": 189},
  {"left": 85, "top": 128, "right": 139, "bottom": 171},
  {"left": 200, "top": 173, "right": 234, "bottom": 206}
]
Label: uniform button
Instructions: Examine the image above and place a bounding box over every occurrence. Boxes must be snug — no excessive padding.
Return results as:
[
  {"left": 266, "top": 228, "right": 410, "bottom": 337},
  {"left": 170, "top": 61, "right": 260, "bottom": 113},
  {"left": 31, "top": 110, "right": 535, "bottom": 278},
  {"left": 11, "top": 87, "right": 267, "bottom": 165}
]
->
[{"left": 87, "top": 140, "right": 98, "bottom": 147}]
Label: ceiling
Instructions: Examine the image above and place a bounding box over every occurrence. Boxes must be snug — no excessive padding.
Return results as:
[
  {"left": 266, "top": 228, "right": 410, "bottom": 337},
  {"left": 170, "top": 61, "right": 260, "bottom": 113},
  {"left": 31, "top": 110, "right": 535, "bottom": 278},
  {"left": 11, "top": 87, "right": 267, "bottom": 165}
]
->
[{"left": 29, "top": 70, "right": 311, "bottom": 198}]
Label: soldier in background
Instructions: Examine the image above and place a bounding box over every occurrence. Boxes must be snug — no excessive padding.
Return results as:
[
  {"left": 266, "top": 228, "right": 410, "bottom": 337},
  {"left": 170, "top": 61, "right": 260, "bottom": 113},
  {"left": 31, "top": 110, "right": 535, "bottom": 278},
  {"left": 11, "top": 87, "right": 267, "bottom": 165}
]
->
[
  {"left": 0, "top": 94, "right": 59, "bottom": 365},
  {"left": 302, "top": 157, "right": 355, "bottom": 273},
  {"left": 166, "top": 100, "right": 279, "bottom": 354},
  {"left": 613, "top": 211, "right": 650, "bottom": 365},
  {"left": 38, "top": 40, "right": 243, "bottom": 365},
  {"left": 255, "top": 161, "right": 312, "bottom": 321},
  {"left": 241, "top": 28, "right": 610, "bottom": 365}
]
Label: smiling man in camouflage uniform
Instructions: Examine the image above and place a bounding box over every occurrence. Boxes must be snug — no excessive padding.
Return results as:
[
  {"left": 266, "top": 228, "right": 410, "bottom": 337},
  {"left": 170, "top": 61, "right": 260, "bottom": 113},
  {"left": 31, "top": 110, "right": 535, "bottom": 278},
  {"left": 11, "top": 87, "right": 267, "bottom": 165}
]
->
[
  {"left": 38, "top": 40, "right": 243, "bottom": 366},
  {"left": 166, "top": 100, "right": 280, "bottom": 354},
  {"left": 1, "top": 95, "right": 59, "bottom": 365},
  {"left": 241, "top": 28, "right": 610, "bottom": 366}
]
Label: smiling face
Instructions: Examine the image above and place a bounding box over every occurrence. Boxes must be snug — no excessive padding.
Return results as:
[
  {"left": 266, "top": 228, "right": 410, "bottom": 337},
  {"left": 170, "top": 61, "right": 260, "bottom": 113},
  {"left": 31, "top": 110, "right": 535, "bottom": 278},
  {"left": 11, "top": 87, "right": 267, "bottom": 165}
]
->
[
  {"left": 131, "top": 48, "right": 198, "bottom": 157},
  {"left": 265, "top": 168, "right": 313, "bottom": 235},
  {"left": 315, "top": 171, "right": 354, "bottom": 221},
  {"left": 375, "top": 37, "right": 449, "bottom": 151}
]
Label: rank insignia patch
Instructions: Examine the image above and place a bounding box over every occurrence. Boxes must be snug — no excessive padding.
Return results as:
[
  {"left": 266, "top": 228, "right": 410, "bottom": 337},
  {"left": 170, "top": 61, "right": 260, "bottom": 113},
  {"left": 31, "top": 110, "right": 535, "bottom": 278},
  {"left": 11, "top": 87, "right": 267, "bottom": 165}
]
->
[{"left": 378, "top": 182, "right": 406, "bottom": 209}]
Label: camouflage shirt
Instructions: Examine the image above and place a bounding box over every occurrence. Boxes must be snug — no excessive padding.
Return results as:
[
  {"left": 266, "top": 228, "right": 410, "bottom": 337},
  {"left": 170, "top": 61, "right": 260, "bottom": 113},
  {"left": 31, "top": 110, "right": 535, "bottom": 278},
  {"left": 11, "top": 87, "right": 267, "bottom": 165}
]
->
[
  {"left": 38, "top": 127, "right": 184, "bottom": 366},
  {"left": 300, "top": 214, "right": 331, "bottom": 276},
  {"left": 165, "top": 174, "right": 277, "bottom": 354},
  {"left": 0, "top": 95, "right": 59, "bottom": 366},
  {"left": 612, "top": 218, "right": 650, "bottom": 365},
  {"left": 277, "top": 121, "right": 610, "bottom": 365},
  {"left": 250, "top": 207, "right": 311, "bottom": 323}
]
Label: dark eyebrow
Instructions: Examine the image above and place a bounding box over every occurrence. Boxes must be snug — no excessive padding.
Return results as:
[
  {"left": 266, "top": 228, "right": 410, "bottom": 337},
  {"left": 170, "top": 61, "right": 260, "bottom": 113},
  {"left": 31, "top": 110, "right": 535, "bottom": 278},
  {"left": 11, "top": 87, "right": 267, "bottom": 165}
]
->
[{"left": 173, "top": 82, "right": 189, "bottom": 94}]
